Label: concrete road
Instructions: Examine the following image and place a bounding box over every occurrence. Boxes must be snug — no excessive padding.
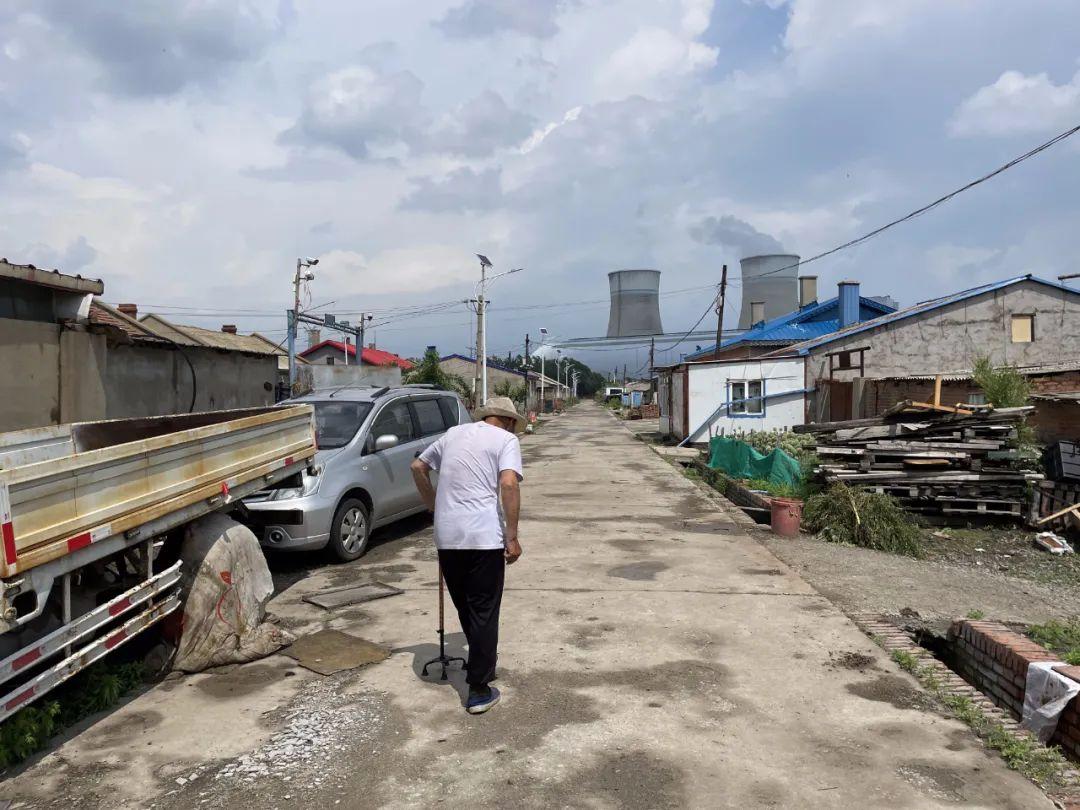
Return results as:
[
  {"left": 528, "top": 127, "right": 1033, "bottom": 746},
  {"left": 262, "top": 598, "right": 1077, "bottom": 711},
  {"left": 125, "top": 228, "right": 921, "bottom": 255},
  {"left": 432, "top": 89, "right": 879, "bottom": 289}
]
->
[{"left": 1, "top": 403, "right": 1051, "bottom": 809}]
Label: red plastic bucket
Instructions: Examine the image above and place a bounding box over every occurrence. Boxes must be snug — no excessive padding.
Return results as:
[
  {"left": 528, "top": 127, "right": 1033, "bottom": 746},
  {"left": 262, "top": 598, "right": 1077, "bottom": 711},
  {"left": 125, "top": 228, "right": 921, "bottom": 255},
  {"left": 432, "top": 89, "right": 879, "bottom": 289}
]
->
[{"left": 770, "top": 497, "right": 803, "bottom": 537}]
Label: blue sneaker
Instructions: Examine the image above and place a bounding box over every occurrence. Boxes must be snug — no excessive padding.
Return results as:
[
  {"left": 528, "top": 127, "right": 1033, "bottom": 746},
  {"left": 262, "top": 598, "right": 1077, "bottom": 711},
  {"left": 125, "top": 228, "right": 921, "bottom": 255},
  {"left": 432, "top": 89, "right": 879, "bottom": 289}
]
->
[{"left": 466, "top": 686, "right": 501, "bottom": 715}]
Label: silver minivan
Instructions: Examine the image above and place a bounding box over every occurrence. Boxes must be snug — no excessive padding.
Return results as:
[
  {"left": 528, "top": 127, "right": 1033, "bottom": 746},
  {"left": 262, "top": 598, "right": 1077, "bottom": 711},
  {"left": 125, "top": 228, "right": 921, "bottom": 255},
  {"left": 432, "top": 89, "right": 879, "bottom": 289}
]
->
[{"left": 242, "top": 385, "right": 469, "bottom": 561}]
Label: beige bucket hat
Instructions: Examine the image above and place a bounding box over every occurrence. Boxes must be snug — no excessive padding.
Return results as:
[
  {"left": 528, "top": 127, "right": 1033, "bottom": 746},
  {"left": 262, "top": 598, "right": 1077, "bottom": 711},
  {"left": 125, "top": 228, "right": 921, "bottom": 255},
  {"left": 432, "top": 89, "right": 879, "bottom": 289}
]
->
[{"left": 473, "top": 396, "right": 527, "bottom": 433}]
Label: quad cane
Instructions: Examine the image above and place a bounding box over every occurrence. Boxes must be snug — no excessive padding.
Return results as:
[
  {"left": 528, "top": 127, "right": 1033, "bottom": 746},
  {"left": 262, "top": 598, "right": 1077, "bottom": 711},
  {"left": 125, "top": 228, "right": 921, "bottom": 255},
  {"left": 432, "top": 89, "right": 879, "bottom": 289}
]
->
[{"left": 422, "top": 564, "right": 465, "bottom": 680}]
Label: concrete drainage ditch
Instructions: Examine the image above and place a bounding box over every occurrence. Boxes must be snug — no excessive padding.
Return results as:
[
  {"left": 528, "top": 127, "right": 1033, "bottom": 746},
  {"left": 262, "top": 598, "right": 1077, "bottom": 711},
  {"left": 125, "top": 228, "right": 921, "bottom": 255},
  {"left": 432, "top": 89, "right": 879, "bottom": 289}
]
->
[{"left": 852, "top": 613, "right": 1080, "bottom": 807}]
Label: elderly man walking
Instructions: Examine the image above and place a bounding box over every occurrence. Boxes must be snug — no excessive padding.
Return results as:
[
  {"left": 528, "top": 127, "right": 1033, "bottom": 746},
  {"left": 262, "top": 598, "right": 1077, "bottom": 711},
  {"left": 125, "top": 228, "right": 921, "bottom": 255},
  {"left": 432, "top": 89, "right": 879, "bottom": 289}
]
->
[{"left": 411, "top": 396, "right": 524, "bottom": 714}]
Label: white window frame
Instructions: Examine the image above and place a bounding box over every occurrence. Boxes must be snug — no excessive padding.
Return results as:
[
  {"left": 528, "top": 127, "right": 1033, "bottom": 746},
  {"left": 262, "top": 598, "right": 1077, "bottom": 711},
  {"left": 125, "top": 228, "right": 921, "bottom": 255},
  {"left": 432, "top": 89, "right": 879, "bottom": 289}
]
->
[{"left": 729, "top": 379, "right": 764, "bottom": 416}]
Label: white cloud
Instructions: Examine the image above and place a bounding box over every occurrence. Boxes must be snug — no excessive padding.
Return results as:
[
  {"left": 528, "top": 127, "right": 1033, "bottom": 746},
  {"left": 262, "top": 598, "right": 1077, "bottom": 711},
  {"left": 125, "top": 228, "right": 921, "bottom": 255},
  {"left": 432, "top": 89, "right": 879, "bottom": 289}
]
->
[
  {"left": 31, "top": 0, "right": 286, "bottom": 96},
  {"left": 596, "top": 27, "right": 717, "bottom": 99},
  {"left": 316, "top": 245, "right": 477, "bottom": 295},
  {"left": 949, "top": 70, "right": 1080, "bottom": 137},
  {"left": 435, "top": 0, "right": 564, "bottom": 39},
  {"left": 428, "top": 91, "right": 535, "bottom": 157},
  {"left": 289, "top": 65, "right": 427, "bottom": 159}
]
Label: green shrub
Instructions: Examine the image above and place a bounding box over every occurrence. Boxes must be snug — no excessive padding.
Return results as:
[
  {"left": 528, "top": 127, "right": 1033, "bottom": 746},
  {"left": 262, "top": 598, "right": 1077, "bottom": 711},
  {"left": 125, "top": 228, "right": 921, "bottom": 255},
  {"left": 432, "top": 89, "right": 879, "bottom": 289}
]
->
[
  {"left": 972, "top": 356, "right": 1030, "bottom": 408},
  {"left": 803, "top": 482, "right": 923, "bottom": 557}
]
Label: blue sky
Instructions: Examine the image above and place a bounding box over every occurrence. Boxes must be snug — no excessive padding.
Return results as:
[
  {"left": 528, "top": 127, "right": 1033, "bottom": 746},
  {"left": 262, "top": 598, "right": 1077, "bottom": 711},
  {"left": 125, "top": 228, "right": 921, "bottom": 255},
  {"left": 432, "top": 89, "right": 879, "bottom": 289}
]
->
[{"left": 2, "top": 0, "right": 1079, "bottom": 372}]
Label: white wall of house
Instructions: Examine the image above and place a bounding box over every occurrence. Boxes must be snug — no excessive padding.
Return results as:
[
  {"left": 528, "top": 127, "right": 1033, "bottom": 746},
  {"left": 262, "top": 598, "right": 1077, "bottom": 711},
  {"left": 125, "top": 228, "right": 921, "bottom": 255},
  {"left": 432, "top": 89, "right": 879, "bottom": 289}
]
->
[{"left": 683, "top": 357, "right": 805, "bottom": 443}]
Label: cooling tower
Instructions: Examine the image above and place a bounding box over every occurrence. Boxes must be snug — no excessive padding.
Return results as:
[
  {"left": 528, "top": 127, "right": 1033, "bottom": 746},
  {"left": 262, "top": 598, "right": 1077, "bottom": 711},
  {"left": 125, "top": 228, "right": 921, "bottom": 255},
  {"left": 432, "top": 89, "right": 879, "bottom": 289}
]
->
[
  {"left": 607, "top": 269, "right": 663, "bottom": 337},
  {"left": 738, "top": 254, "right": 799, "bottom": 329}
]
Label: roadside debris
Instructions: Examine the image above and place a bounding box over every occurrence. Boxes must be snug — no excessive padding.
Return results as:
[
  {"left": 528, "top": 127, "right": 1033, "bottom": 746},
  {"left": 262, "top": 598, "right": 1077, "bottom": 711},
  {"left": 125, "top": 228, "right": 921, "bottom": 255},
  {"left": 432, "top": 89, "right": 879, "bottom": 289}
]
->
[
  {"left": 797, "top": 404, "right": 1041, "bottom": 519},
  {"left": 173, "top": 514, "right": 294, "bottom": 673},
  {"left": 1033, "top": 532, "right": 1075, "bottom": 555},
  {"left": 211, "top": 675, "right": 386, "bottom": 792},
  {"left": 284, "top": 628, "right": 390, "bottom": 675}
]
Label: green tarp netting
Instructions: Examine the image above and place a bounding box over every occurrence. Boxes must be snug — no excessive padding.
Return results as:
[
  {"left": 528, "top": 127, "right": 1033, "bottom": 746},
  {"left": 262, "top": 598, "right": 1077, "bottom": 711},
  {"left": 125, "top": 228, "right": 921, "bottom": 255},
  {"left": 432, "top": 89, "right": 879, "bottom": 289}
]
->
[{"left": 706, "top": 436, "right": 802, "bottom": 487}]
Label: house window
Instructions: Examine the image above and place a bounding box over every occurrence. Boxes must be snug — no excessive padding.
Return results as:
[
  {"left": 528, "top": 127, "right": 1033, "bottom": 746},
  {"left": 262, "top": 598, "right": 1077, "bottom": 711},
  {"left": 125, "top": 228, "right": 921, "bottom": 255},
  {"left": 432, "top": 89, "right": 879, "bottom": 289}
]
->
[
  {"left": 326, "top": 357, "right": 335, "bottom": 365},
  {"left": 836, "top": 351, "right": 854, "bottom": 369},
  {"left": 729, "top": 380, "right": 764, "bottom": 416},
  {"left": 1011, "top": 314, "right": 1034, "bottom": 343}
]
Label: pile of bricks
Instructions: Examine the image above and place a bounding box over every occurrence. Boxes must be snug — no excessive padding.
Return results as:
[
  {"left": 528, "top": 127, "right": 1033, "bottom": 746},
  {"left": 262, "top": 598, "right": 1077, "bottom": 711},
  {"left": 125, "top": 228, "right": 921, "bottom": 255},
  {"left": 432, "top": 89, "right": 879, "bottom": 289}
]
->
[{"left": 948, "top": 619, "right": 1080, "bottom": 760}]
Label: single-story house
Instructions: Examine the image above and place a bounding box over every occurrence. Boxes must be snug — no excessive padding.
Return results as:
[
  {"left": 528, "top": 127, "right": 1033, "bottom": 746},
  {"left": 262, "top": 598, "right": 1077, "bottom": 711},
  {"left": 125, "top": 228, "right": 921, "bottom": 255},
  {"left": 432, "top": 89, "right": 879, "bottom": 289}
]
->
[
  {"left": 300, "top": 339, "right": 413, "bottom": 369},
  {"left": 438, "top": 354, "right": 561, "bottom": 411},
  {"left": 685, "top": 279, "right": 895, "bottom": 362},
  {"left": 767, "top": 274, "right": 1080, "bottom": 424},
  {"left": 0, "top": 258, "right": 293, "bottom": 430},
  {"left": 657, "top": 356, "right": 807, "bottom": 443}
]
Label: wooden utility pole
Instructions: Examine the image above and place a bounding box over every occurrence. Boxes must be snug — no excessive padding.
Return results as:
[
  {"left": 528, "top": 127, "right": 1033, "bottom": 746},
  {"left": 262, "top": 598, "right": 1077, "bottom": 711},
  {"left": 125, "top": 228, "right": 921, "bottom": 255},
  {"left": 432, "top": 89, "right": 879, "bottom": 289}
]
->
[{"left": 714, "top": 264, "right": 728, "bottom": 355}]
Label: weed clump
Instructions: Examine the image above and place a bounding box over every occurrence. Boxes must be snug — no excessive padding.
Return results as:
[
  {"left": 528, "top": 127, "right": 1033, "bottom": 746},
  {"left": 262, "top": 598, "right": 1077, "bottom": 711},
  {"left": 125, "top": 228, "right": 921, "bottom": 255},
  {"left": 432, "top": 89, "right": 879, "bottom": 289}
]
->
[
  {"left": 0, "top": 660, "right": 144, "bottom": 768},
  {"left": 803, "top": 482, "right": 923, "bottom": 557},
  {"left": 1027, "top": 617, "right": 1080, "bottom": 665}
]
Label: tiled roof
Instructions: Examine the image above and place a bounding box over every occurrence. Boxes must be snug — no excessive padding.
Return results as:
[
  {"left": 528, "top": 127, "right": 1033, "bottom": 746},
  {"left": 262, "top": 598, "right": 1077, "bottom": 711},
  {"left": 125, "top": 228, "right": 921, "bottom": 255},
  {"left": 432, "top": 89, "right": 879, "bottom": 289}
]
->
[
  {"left": 88, "top": 301, "right": 170, "bottom": 344},
  {"left": 301, "top": 339, "right": 414, "bottom": 369}
]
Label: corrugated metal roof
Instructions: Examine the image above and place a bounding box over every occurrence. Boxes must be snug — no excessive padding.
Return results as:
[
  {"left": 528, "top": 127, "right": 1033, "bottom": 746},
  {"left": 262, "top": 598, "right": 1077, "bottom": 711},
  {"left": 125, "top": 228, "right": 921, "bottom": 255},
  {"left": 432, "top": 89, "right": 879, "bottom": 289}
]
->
[
  {"left": 686, "top": 295, "right": 894, "bottom": 359},
  {"left": 1032, "top": 392, "right": 1080, "bottom": 403},
  {"left": 773, "top": 275, "right": 1080, "bottom": 356},
  {"left": 878, "top": 361, "right": 1080, "bottom": 382}
]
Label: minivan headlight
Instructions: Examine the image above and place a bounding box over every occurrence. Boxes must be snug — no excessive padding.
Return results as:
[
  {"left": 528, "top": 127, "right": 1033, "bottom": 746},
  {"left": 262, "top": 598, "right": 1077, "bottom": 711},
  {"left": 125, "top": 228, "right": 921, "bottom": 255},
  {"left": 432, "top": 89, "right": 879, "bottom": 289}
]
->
[{"left": 269, "top": 469, "right": 320, "bottom": 500}]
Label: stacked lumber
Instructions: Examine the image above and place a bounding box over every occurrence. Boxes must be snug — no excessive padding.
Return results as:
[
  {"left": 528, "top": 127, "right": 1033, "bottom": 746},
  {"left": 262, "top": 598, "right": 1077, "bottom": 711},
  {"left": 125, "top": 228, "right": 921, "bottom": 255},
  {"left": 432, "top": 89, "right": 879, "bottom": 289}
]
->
[{"left": 794, "top": 403, "right": 1042, "bottom": 518}]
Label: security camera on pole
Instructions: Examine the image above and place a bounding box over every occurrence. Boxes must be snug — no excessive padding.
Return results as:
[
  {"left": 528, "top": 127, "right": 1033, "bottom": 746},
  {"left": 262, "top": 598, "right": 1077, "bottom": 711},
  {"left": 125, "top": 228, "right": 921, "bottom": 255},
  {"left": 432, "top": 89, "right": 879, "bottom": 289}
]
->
[{"left": 289, "top": 256, "right": 319, "bottom": 389}]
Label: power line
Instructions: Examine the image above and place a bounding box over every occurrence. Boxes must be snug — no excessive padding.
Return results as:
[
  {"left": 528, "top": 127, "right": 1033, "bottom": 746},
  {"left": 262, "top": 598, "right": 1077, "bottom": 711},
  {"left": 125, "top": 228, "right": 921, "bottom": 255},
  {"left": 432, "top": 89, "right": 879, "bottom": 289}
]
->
[{"left": 751, "top": 120, "right": 1080, "bottom": 281}]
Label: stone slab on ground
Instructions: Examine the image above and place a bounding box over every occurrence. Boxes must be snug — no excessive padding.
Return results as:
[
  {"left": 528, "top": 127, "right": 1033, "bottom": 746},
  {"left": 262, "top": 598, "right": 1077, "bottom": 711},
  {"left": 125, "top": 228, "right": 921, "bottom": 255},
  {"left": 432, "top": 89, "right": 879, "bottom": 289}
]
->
[{"left": 283, "top": 629, "right": 390, "bottom": 675}]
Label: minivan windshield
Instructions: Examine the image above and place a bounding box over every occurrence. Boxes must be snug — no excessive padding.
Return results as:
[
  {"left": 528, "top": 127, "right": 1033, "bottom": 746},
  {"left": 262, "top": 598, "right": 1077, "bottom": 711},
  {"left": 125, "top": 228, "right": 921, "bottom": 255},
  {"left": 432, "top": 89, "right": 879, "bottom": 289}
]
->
[{"left": 312, "top": 401, "right": 372, "bottom": 449}]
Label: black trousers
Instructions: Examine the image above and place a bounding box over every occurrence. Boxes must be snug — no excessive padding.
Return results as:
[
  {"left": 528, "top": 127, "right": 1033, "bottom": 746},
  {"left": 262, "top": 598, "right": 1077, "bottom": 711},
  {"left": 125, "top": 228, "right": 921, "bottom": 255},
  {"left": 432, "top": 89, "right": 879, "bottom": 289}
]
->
[{"left": 438, "top": 548, "right": 505, "bottom": 687}]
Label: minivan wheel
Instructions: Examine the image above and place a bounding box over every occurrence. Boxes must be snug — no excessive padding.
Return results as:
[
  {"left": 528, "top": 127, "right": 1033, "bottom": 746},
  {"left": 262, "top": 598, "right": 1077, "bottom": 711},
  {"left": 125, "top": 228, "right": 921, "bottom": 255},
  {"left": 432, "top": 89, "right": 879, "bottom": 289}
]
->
[{"left": 329, "top": 498, "right": 371, "bottom": 562}]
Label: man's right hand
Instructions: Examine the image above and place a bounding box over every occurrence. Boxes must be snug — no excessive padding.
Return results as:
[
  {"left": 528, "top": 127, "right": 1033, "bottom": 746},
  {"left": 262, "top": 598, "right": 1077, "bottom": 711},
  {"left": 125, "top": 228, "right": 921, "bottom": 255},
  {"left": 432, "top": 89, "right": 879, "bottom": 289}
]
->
[{"left": 504, "top": 536, "right": 522, "bottom": 564}]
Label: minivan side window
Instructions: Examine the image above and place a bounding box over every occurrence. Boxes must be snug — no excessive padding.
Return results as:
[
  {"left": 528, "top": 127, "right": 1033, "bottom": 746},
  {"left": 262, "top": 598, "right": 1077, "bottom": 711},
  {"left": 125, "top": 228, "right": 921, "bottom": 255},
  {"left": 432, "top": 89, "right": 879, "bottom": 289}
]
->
[
  {"left": 412, "top": 399, "right": 447, "bottom": 436},
  {"left": 370, "top": 402, "right": 416, "bottom": 448},
  {"left": 437, "top": 397, "right": 460, "bottom": 428}
]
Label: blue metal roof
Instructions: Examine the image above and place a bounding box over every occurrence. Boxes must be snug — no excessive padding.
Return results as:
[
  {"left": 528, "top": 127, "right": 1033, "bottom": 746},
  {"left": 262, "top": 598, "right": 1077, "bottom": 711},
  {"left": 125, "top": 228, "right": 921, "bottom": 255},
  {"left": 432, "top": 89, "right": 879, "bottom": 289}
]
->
[
  {"left": 685, "top": 295, "right": 895, "bottom": 360},
  {"left": 778, "top": 274, "right": 1080, "bottom": 356}
]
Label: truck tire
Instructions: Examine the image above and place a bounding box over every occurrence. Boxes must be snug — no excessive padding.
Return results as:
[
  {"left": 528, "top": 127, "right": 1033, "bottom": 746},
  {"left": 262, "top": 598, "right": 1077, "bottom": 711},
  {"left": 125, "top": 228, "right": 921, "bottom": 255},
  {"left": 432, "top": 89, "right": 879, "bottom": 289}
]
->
[{"left": 329, "top": 498, "right": 371, "bottom": 562}]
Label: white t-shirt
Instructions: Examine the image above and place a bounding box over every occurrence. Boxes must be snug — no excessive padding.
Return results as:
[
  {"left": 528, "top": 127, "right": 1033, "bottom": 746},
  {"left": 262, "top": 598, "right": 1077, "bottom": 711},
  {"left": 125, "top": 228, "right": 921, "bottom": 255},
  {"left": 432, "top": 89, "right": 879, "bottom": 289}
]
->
[{"left": 418, "top": 421, "right": 524, "bottom": 550}]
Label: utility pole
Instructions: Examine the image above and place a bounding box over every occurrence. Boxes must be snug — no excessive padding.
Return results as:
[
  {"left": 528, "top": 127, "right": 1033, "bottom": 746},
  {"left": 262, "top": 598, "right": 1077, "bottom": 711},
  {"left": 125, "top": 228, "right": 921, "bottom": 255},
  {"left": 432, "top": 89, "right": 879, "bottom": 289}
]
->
[
  {"left": 473, "top": 294, "right": 485, "bottom": 406},
  {"left": 714, "top": 263, "right": 728, "bottom": 355},
  {"left": 524, "top": 333, "right": 531, "bottom": 413},
  {"left": 289, "top": 257, "right": 319, "bottom": 389},
  {"left": 649, "top": 337, "right": 655, "bottom": 371},
  {"left": 357, "top": 313, "right": 372, "bottom": 368}
]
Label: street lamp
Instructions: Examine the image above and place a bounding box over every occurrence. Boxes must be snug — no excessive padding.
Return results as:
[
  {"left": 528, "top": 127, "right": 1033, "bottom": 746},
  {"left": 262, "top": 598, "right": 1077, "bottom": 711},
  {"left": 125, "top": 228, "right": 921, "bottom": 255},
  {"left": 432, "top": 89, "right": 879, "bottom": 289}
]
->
[
  {"left": 474, "top": 255, "right": 522, "bottom": 405},
  {"left": 289, "top": 256, "right": 319, "bottom": 388}
]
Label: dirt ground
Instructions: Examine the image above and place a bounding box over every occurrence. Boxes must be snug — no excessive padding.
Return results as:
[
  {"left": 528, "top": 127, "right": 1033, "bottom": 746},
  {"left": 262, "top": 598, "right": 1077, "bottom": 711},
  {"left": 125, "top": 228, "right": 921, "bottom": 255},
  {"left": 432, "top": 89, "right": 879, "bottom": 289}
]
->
[{"left": 626, "top": 420, "right": 1080, "bottom": 631}]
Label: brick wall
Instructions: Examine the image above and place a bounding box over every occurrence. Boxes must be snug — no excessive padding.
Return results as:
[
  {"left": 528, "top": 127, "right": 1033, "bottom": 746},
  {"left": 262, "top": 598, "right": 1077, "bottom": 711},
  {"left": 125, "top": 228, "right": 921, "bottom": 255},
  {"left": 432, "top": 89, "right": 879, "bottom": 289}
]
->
[{"left": 948, "top": 620, "right": 1080, "bottom": 760}]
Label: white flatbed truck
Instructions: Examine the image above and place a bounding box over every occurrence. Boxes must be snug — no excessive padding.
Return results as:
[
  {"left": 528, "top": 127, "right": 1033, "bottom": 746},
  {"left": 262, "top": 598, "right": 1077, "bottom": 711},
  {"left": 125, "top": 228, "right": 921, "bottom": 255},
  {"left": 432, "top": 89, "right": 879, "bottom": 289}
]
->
[{"left": 0, "top": 405, "right": 316, "bottom": 722}]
